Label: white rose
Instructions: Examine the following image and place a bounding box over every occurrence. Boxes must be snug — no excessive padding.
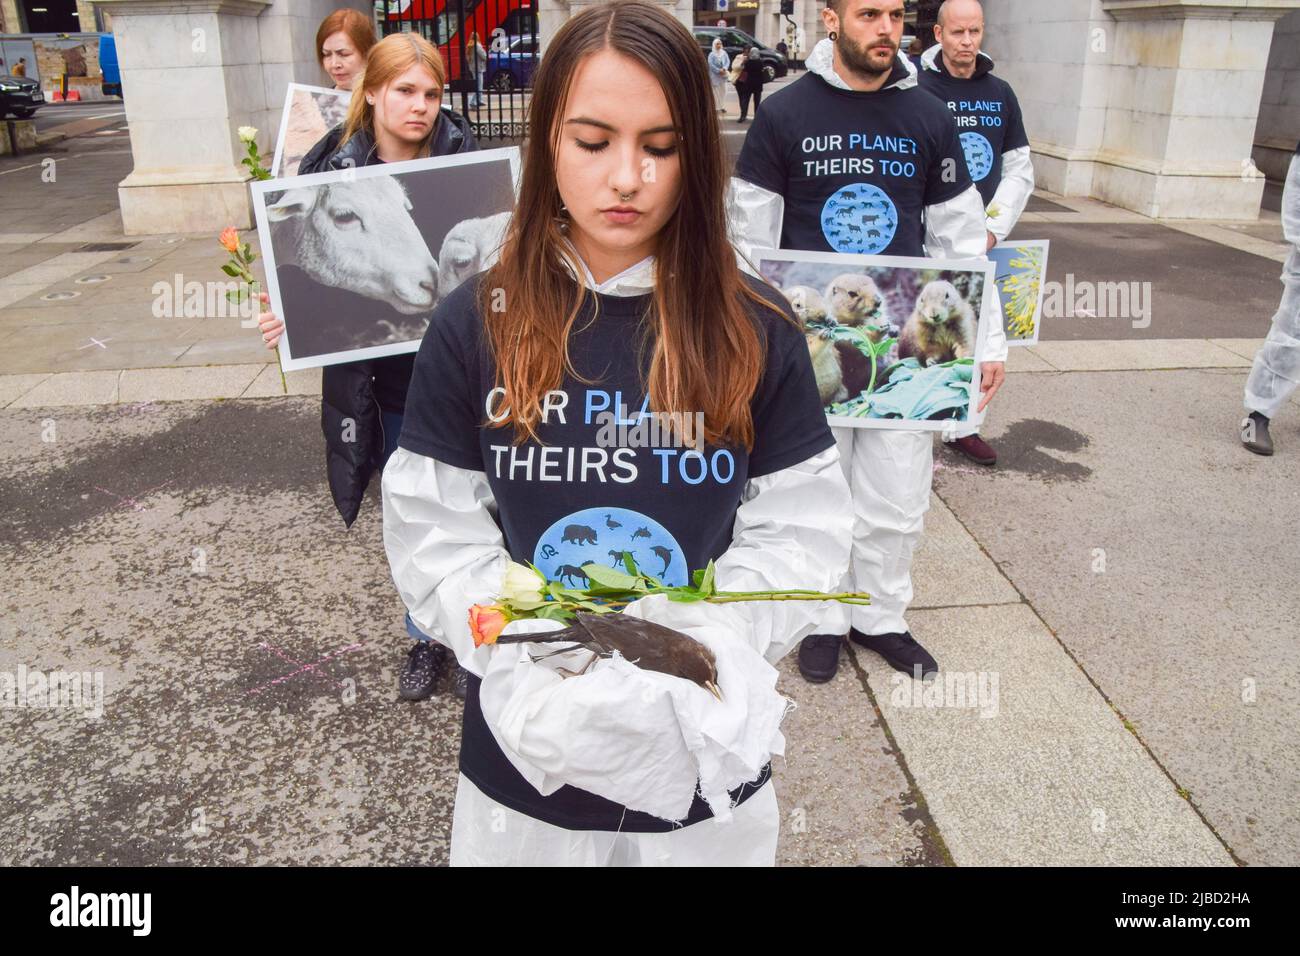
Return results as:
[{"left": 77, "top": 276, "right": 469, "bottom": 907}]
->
[
  {"left": 500, "top": 562, "right": 548, "bottom": 609},
  {"left": 237, "top": 126, "right": 258, "bottom": 144}
]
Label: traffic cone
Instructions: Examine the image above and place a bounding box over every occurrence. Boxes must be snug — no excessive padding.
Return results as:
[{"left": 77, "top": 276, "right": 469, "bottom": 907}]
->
[
  {"left": 50, "top": 90, "right": 64, "bottom": 102},
  {"left": 66, "top": 89, "right": 81, "bottom": 101}
]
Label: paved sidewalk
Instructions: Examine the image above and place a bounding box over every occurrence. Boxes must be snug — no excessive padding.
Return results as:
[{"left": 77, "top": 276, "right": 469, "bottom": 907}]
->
[{"left": 1, "top": 100, "right": 1295, "bottom": 866}]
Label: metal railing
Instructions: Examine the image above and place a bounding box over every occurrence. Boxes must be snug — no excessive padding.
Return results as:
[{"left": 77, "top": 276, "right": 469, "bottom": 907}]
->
[{"left": 374, "top": 0, "right": 536, "bottom": 143}]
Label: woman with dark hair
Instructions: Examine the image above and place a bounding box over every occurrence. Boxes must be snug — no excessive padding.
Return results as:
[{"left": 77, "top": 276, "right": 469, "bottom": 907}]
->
[
  {"left": 383, "top": 0, "right": 850, "bottom": 866},
  {"left": 316, "top": 7, "right": 376, "bottom": 91},
  {"left": 256, "top": 33, "right": 480, "bottom": 703}
]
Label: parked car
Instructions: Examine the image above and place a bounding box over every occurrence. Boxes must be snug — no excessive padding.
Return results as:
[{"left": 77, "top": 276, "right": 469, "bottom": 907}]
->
[
  {"left": 100, "top": 34, "right": 122, "bottom": 98},
  {"left": 0, "top": 72, "right": 43, "bottom": 119},
  {"left": 486, "top": 34, "right": 539, "bottom": 93},
  {"left": 694, "top": 26, "right": 788, "bottom": 83}
]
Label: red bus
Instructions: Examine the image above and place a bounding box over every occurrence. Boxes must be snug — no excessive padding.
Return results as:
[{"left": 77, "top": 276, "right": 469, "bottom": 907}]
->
[{"left": 380, "top": 0, "right": 538, "bottom": 84}]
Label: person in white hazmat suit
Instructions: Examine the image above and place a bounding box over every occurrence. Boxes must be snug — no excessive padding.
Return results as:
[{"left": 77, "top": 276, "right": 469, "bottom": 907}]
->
[
  {"left": 1242, "top": 142, "right": 1300, "bottom": 456},
  {"left": 728, "top": 0, "right": 1008, "bottom": 684},
  {"left": 916, "top": 0, "right": 1034, "bottom": 466},
  {"left": 382, "top": 1, "right": 852, "bottom": 866}
]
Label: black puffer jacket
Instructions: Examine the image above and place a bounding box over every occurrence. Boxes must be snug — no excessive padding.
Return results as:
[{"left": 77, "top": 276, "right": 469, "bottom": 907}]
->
[{"left": 297, "top": 109, "right": 478, "bottom": 526}]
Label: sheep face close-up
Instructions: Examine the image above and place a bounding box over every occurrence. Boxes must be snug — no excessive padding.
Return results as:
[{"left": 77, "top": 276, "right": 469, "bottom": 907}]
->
[{"left": 268, "top": 176, "right": 439, "bottom": 315}]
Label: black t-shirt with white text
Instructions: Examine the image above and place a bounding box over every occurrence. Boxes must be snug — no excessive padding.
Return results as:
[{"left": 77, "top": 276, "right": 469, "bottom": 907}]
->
[
  {"left": 734, "top": 61, "right": 972, "bottom": 257},
  {"left": 917, "top": 53, "right": 1030, "bottom": 208},
  {"left": 399, "top": 270, "right": 835, "bottom": 831}
]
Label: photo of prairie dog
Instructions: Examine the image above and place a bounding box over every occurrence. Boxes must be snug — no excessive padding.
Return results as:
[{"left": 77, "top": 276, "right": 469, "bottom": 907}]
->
[
  {"left": 897, "top": 279, "right": 977, "bottom": 367},
  {"left": 784, "top": 285, "right": 829, "bottom": 328},
  {"left": 806, "top": 330, "right": 849, "bottom": 404},
  {"left": 824, "top": 272, "right": 888, "bottom": 341}
]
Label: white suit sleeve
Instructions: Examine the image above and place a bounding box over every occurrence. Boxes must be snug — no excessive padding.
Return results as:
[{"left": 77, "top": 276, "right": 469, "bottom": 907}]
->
[
  {"left": 923, "top": 183, "right": 988, "bottom": 260},
  {"left": 715, "top": 445, "right": 853, "bottom": 662},
  {"left": 987, "top": 146, "right": 1035, "bottom": 241},
  {"left": 726, "top": 176, "right": 785, "bottom": 276},
  {"left": 382, "top": 447, "right": 509, "bottom": 678},
  {"left": 922, "top": 185, "right": 1009, "bottom": 364}
]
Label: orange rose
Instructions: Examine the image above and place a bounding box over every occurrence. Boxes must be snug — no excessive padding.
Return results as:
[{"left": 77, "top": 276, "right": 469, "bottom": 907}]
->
[
  {"left": 219, "top": 227, "right": 240, "bottom": 255},
  {"left": 469, "top": 604, "right": 508, "bottom": 647}
]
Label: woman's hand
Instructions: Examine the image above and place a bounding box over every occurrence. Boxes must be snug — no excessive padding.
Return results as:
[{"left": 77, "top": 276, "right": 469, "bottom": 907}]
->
[{"left": 255, "top": 292, "right": 283, "bottom": 349}]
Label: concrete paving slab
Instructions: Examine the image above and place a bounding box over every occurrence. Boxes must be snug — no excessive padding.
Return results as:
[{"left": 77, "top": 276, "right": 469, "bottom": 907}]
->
[
  {"left": 284, "top": 367, "right": 323, "bottom": 396},
  {"left": 1209, "top": 337, "right": 1264, "bottom": 361},
  {"left": 1028, "top": 338, "right": 1252, "bottom": 371},
  {"left": 118, "top": 365, "right": 264, "bottom": 403},
  {"left": 10, "top": 369, "right": 121, "bottom": 406},
  {"left": 933, "top": 369, "right": 1300, "bottom": 866},
  {"left": 772, "top": 653, "right": 938, "bottom": 866},
  {"left": 866, "top": 604, "right": 1231, "bottom": 866},
  {"left": 173, "top": 336, "right": 275, "bottom": 367},
  {"left": 0, "top": 329, "right": 193, "bottom": 375},
  {"left": 0, "top": 250, "right": 120, "bottom": 292},
  {"left": 911, "top": 492, "right": 1021, "bottom": 610},
  {"left": 240, "top": 363, "right": 285, "bottom": 398},
  {"left": 1006, "top": 346, "right": 1058, "bottom": 373},
  {"left": 0, "top": 372, "right": 50, "bottom": 407}
]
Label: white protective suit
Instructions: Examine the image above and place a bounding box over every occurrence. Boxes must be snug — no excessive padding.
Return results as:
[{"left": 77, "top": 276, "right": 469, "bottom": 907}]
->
[
  {"left": 727, "top": 38, "right": 1007, "bottom": 637},
  {"left": 917, "top": 42, "right": 1031, "bottom": 441},
  {"left": 382, "top": 251, "right": 853, "bottom": 865},
  {"left": 1244, "top": 152, "right": 1300, "bottom": 419}
]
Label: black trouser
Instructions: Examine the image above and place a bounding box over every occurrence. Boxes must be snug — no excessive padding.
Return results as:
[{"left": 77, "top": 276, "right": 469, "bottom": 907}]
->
[{"left": 738, "top": 87, "right": 761, "bottom": 120}]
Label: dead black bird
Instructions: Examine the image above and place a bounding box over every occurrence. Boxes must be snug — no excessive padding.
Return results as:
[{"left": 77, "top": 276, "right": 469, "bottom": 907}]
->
[{"left": 494, "top": 611, "right": 722, "bottom": 700}]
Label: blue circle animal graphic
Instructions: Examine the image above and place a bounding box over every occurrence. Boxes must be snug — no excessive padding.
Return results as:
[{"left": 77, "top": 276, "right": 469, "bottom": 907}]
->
[
  {"left": 534, "top": 507, "right": 688, "bottom": 588},
  {"left": 960, "top": 132, "right": 995, "bottom": 183},
  {"left": 820, "top": 183, "right": 898, "bottom": 255}
]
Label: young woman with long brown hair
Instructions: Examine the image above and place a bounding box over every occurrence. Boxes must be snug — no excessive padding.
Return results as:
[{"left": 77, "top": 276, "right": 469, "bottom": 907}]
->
[
  {"left": 256, "top": 32, "right": 479, "bottom": 703},
  {"left": 383, "top": 0, "right": 851, "bottom": 865}
]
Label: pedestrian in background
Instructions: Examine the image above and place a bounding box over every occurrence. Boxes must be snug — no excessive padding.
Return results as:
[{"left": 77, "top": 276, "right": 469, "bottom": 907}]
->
[
  {"left": 736, "top": 47, "right": 765, "bottom": 123},
  {"left": 13, "top": 57, "right": 27, "bottom": 77},
  {"left": 1242, "top": 140, "right": 1300, "bottom": 456},
  {"left": 707, "top": 38, "right": 730, "bottom": 114},
  {"left": 467, "top": 31, "right": 488, "bottom": 108}
]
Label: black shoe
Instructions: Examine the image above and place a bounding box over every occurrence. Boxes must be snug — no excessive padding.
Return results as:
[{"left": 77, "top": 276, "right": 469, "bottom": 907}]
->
[
  {"left": 849, "top": 629, "right": 938, "bottom": 680},
  {"left": 1241, "top": 411, "right": 1273, "bottom": 456},
  {"left": 451, "top": 665, "right": 469, "bottom": 702},
  {"left": 399, "top": 641, "right": 445, "bottom": 701},
  {"left": 797, "top": 634, "right": 842, "bottom": 683}
]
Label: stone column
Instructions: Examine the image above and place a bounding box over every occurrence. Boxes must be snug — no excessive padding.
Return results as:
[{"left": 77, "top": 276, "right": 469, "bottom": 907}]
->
[
  {"left": 94, "top": 0, "right": 272, "bottom": 235},
  {"left": 1096, "top": 0, "right": 1300, "bottom": 219}
]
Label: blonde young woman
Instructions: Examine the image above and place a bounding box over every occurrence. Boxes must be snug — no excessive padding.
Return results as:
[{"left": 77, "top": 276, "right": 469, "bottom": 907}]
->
[
  {"left": 382, "top": 0, "right": 851, "bottom": 866},
  {"left": 256, "top": 34, "right": 479, "bottom": 702}
]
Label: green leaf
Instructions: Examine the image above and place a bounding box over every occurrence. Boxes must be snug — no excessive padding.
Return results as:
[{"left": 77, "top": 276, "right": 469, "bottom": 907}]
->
[
  {"left": 702, "top": 561, "right": 717, "bottom": 596},
  {"left": 581, "top": 563, "right": 642, "bottom": 591},
  {"left": 666, "top": 590, "right": 706, "bottom": 603},
  {"left": 533, "top": 604, "right": 575, "bottom": 622},
  {"left": 221, "top": 263, "right": 241, "bottom": 277},
  {"left": 226, "top": 287, "right": 248, "bottom": 303},
  {"left": 622, "top": 552, "right": 639, "bottom": 576}
]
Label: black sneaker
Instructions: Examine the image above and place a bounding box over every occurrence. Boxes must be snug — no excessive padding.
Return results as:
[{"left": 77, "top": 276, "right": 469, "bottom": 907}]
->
[
  {"left": 797, "top": 634, "right": 843, "bottom": 683},
  {"left": 849, "top": 629, "right": 938, "bottom": 680},
  {"left": 399, "top": 642, "right": 445, "bottom": 701},
  {"left": 1241, "top": 411, "right": 1273, "bottom": 456},
  {"left": 451, "top": 665, "right": 470, "bottom": 702}
]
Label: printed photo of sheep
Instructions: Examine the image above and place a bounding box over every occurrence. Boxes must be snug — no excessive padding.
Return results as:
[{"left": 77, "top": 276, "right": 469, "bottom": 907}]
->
[
  {"left": 251, "top": 147, "right": 520, "bottom": 371},
  {"left": 270, "top": 84, "right": 351, "bottom": 178},
  {"left": 756, "top": 249, "right": 996, "bottom": 432},
  {"left": 989, "top": 240, "right": 1050, "bottom": 346}
]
